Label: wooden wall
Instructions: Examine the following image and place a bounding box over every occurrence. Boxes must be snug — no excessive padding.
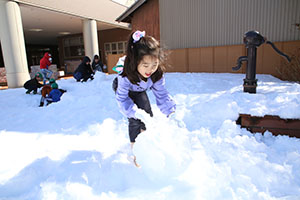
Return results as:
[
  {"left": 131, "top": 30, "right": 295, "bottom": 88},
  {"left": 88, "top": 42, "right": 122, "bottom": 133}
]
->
[
  {"left": 166, "top": 40, "right": 300, "bottom": 79},
  {"left": 107, "top": 54, "right": 124, "bottom": 74},
  {"left": 166, "top": 45, "right": 246, "bottom": 74},
  {"left": 131, "top": 0, "right": 160, "bottom": 40},
  {"left": 106, "top": 40, "right": 300, "bottom": 79},
  {"left": 98, "top": 28, "right": 131, "bottom": 64}
]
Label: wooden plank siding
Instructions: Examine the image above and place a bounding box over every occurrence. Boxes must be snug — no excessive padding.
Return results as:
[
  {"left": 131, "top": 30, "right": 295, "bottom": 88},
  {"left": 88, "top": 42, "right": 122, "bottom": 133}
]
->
[
  {"left": 164, "top": 40, "right": 300, "bottom": 79},
  {"left": 106, "top": 40, "right": 299, "bottom": 78},
  {"left": 106, "top": 54, "right": 125, "bottom": 74},
  {"left": 131, "top": 0, "right": 160, "bottom": 40}
]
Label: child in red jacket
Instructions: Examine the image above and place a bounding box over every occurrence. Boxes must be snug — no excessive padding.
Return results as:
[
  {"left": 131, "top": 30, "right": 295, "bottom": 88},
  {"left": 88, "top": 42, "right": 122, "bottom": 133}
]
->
[{"left": 40, "top": 52, "right": 53, "bottom": 84}]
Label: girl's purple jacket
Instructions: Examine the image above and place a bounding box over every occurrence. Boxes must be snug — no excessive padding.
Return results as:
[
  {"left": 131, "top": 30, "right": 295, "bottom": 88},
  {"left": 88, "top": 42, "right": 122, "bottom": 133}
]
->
[{"left": 116, "top": 75, "right": 176, "bottom": 118}]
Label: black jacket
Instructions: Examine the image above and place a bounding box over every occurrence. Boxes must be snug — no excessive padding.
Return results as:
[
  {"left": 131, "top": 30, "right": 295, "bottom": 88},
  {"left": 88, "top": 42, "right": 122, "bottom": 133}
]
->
[
  {"left": 23, "top": 78, "right": 43, "bottom": 90},
  {"left": 74, "top": 56, "right": 93, "bottom": 78},
  {"left": 92, "top": 60, "right": 104, "bottom": 72}
]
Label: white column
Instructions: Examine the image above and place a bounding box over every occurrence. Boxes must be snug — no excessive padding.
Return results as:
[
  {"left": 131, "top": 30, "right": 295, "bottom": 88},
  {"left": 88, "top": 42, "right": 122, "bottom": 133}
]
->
[
  {"left": 82, "top": 19, "right": 99, "bottom": 61},
  {"left": 0, "top": 0, "right": 30, "bottom": 88}
]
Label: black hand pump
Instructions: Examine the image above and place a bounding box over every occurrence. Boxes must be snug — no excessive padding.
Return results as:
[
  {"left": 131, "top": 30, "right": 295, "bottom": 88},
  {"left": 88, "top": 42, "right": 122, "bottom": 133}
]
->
[{"left": 232, "top": 30, "right": 291, "bottom": 93}]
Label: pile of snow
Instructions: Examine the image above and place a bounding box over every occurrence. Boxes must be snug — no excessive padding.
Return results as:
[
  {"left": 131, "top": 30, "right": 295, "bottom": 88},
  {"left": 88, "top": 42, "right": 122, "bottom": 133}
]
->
[{"left": 0, "top": 72, "right": 299, "bottom": 200}]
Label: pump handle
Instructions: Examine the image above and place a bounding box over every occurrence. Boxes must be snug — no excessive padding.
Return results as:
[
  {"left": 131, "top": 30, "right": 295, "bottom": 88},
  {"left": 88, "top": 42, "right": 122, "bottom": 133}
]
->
[{"left": 266, "top": 41, "right": 291, "bottom": 62}]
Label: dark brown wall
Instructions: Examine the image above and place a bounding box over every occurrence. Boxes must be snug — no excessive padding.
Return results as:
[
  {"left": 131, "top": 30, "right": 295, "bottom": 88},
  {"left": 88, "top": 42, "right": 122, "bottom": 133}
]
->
[
  {"left": 57, "top": 28, "right": 130, "bottom": 69},
  {"left": 131, "top": 0, "right": 160, "bottom": 40},
  {"left": 98, "top": 28, "right": 131, "bottom": 64}
]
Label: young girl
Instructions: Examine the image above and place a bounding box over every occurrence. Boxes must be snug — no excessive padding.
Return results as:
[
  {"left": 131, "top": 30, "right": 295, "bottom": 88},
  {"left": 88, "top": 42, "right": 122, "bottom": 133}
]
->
[{"left": 114, "top": 30, "right": 176, "bottom": 145}]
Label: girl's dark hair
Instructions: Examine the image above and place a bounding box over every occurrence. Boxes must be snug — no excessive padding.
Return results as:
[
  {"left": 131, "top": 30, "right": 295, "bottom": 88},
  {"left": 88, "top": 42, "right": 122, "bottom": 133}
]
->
[{"left": 121, "top": 31, "right": 166, "bottom": 85}]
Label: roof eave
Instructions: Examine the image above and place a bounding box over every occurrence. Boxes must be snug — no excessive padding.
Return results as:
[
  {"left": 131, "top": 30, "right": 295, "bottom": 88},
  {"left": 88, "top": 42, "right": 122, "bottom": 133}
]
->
[{"left": 116, "top": 0, "right": 147, "bottom": 23}]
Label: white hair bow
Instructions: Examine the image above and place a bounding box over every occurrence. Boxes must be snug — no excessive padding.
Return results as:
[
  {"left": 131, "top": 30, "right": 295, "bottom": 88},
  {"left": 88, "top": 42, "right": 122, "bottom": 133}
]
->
[{"left": 132, "top": 30, "right": 145, "bottom": 43}]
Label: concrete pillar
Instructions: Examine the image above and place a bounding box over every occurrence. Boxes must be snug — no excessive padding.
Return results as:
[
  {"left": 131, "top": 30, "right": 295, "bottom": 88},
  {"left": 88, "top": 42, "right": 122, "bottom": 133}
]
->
[
  {"left": 82, "top": 19, "right": 99, "bottom": 61},
  {"left": 0, "top": 0, "right": 30, "bottom": 88}
]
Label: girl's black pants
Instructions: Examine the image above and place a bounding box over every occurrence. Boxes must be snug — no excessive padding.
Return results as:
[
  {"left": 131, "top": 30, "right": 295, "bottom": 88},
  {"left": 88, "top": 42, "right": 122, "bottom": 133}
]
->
[
  {"left": 128, "top": 90, "right": 153, "bottom": 142},
  {"left": 113, "top": 77, "right": 153, "bottom": 142}
]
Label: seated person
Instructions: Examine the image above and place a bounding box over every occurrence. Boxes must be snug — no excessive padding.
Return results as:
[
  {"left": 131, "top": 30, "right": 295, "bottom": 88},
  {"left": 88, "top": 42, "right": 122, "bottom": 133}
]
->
[
  {"left": 92, "top": 55, "right": 107, "bottom": 73},
  {"left": 39, "top": 85, "right": 52, "bottom": 107},
  {"left": 23, "top": 72, "right": 43, "bottom": 94},
  {"left": 73, "top": 56, "right": 94, "bottom": 82},
  {"left": 39, "top": 80, "right": 66, "bottom": 107},
  {"left": 45, "top": 83, "right": 63, "bottom": 106}
]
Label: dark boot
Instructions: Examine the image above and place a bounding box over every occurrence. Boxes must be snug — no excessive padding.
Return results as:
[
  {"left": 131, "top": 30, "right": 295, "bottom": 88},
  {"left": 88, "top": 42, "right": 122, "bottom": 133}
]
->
[
  {"left": 46, "top": 100, "right": 52, "bottom": 106},
  {"left": 128, "top": 118, "right": 146, "bottom": 142},
  {"left": 59, "top": 89, "right": 67, "bottom": 94}
]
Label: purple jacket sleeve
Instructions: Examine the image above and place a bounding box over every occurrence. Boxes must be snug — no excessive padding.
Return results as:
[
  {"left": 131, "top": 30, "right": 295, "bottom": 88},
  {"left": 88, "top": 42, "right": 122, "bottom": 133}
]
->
[
  {"left": 115, "top": 76, "right": 136, "bottom": 118},
  {"left": 151, "top": 76, "right": 176, "bottom": 116}
]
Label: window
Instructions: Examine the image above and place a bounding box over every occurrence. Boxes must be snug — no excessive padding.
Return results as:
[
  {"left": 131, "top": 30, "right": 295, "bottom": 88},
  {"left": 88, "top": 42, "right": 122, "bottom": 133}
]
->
[
  {"left": 111, "top": 43, "right": 117, "bottom": 51},
  {"left": 63, "top": 36, "right": 85, "bottom": 58},
  {"left": 104, "top": 41, "right": 126, "bottom": 56}
]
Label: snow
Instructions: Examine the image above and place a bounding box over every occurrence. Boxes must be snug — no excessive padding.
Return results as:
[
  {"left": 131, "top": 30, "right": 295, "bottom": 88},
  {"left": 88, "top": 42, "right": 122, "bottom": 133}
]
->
[{"left": 0, "top": 72, "right": 300, "bottom": 200}]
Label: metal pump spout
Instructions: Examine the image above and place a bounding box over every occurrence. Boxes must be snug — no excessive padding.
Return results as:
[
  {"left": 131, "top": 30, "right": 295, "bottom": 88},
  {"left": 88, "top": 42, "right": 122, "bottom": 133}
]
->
[{"left": 232, "top": 56, "right": 247, "bottom": 71}]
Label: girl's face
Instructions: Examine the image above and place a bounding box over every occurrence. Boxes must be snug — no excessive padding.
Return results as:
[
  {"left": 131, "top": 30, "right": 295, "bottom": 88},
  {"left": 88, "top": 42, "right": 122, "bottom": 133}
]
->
[{"left": 137, "top": 55, "right": 159, "bottom": 79}]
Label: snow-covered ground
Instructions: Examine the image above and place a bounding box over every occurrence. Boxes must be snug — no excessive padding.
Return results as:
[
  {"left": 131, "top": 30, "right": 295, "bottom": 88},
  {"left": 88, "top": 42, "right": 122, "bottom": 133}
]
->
[{"left": 0, "top": 72, "right": 299, "bottom": 200}]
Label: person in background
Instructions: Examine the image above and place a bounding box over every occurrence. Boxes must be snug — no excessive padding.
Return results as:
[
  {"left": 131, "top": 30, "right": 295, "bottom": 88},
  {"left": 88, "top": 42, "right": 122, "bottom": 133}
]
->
[
  {"left": 40, "top": 52, "right": 53, "bottom": 84},
  {"left": 39, "top": 79, "right": 66, "bottom": 107},
  {"left": 39, "top": 84, "right": 52, "bottom": 107},
  {"left": 23, "top": 72, "right": 43, "bottom": 94},
  {"left": 48, "top": 78, "right": 56, "bottom": 85},
  {"left": 73, "top": 56, "right": 94, "bottom": 82},
  {"left": 45, "top": 82, "right": 63, "bottom": 106},
  {"left": 92, "top": 55, "right": 107, "bottom": 73}
]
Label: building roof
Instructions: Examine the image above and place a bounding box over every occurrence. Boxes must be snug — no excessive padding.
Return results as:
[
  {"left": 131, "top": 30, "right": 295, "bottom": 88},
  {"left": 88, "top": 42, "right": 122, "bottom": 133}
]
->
[
  {"left": 10, "top": 0, "right": 130, "bottom": 45},
  {"left": 116, "top": 0, "right": 147, "bottom": 23}
]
